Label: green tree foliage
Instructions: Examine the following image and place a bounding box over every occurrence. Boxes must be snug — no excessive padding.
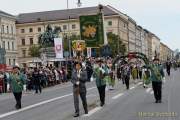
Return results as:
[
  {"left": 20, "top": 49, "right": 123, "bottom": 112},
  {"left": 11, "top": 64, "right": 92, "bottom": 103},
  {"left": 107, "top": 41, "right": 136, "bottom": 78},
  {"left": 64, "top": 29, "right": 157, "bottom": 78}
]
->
[
  {"left": 107, "top": 32, "right": 126, "bottom": 57},
  {"left": 29, "top": 45, "right": 41, "bottom": 57}
]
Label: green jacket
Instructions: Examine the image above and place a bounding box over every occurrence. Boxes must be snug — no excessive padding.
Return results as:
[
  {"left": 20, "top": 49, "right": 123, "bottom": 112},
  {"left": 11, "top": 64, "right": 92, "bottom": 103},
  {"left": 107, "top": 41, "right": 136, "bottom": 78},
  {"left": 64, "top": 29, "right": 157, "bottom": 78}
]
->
[
  {"left": 8, "top": 73, "right": 25, "bottom": 93},
  {"left": 93, "top": 67, "right": 106, "bottom": 87},
  {"left": 149, "top": 64, "right": 164, "bottom": 82}
]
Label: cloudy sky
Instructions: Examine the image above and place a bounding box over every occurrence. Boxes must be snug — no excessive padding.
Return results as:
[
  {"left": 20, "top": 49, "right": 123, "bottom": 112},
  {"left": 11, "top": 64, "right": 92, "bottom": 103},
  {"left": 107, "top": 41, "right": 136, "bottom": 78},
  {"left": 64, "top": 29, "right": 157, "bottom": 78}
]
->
[{"left": 0, "top": 0, "right": 179, "bottom": 50}]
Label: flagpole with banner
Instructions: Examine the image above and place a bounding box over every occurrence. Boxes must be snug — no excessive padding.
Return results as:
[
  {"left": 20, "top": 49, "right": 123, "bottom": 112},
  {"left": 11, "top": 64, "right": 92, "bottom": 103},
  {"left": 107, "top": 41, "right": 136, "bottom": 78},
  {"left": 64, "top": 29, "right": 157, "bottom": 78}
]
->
[
  {"left": 79, "top": 5, "right": 105, "bottom": 57},
  {"left": 54, "top": 38, "right": 63, "bottom": 59}
]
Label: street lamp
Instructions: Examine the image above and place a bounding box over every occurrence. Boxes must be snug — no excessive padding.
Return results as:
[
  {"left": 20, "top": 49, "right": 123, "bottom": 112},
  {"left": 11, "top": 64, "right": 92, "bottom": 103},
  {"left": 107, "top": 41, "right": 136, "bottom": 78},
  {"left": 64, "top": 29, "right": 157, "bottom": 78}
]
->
[
  {"left": 66, "top": 0, "right": 82, "bottom": 59},
  {"left": 77, "top": 0, "right": 82, "bottom": 7}
]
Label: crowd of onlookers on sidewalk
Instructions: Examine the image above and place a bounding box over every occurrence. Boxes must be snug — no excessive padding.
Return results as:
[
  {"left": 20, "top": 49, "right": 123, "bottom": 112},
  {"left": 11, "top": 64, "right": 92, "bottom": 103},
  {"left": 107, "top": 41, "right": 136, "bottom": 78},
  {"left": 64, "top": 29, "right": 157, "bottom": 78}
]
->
[{"left": 0, "top": 65, "right": 68, "bottom": 94}]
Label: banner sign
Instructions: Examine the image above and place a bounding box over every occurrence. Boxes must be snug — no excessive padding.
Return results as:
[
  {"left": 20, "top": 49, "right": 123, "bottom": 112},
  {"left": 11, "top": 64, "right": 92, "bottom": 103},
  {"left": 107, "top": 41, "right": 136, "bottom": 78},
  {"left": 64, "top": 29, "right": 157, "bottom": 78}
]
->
[
  {"left": 54, "top": 38, "right": 63, "bottom": 59},
  {"left": 80, "top": 13, "right": 104, "bottom": 47},
  {"left": 87, "top": 47, "right": 91, "bottom": 58},
  {"left": 72, "top": 40, "right": 86, "bottom": 51}
]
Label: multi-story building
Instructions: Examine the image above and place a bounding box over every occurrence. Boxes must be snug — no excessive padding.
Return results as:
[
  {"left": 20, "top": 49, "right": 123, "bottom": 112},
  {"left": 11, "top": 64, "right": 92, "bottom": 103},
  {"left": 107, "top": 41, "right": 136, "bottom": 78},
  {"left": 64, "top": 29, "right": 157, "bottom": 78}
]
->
[
  {"left": 0, "top": 5, "right": 171, "bottom": 66},
  {"left": 0, "top": 10, "right": 17, "bottom": 66},
  {"left": 144, "top": 30, "right": 153, "bottom": 60},
  {"left": 106, "top": 5, "right": 129, "bottom": 53},
  {"left": 140, "top": 27, "right": 146, "bottom": 55},
  {"left": 143, "top": 29, "right": 149, "bottom": 57},
  {"left": 135, "top": 26, "right": 142, "bottom": 53},
  {"left": 160, "top": 42, "right": 174, "bottom": 62},
  {"left": 167, "top": 47, "right": 174, "bottom": 60},
  {"left": 151, "top": 34, "right": 160, "bottom": 59},
  {"left": 160, "top": 42, "right": 167, "bottom": 62},
  {"left": 16, "top": 5, "right": 129, "bottom": 66},
  {"left": 128, "top": 17, "right": 136, "bottom": 52}
]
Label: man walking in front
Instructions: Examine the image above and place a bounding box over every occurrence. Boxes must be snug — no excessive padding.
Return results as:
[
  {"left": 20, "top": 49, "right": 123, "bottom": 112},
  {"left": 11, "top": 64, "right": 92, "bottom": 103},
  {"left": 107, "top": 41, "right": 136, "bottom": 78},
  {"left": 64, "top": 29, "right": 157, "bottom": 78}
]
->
[
  {"left": 71, "top": 62, "right": 88, "bottom": 117},
  {"left": 150, "top": 58, "right": 165, "bottom": 103},
  {"left": 93, "top": 59, "right": 107, "bottom": 107},
  {"left": 8, "top": 65, "right": 25, "bottom": 109}
]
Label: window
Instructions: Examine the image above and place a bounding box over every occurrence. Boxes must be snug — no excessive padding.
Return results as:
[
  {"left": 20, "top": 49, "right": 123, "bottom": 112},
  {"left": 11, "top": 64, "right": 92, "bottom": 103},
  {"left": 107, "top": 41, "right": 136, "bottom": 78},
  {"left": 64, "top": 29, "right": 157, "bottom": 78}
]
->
[
  {"left": 22, "top": 39, "right": 25, "bottom": 45},
  {"left": 2, "top": 25, "right": 4, "bottom": 33},
  {"left": 13, "top": 59, "right": 16, "bottom": 65},
  {"left": 2, "top": 41, "right": 5, "bottom": 49},
  {"left": 7, "top": 26, "right": 9, "bottom": 34},
  {"left": 9, "top": 59, "right": 11, "bottom": 65},
  {"left": 12, "top": 42, "right": 14, "bottom": 50},
  {"left": 8, "top": 42, "right": 10, "bottom": 50},
  {"left": 63, "top": 25, "right": 67, "bottom": 30},
  {"left": 21, "top": 29, "right": 25, "bottom": 33},
  {"left": 71, "top": 32, "right": 77, "bottom": 36},
  {"left": 38, "top": 27, "right": 41, "bottom": 32},
  {"left": 108, "top": 21, "right": 112, "bottom": 26},
  {"left": 22, "top": 50, "right": 26, "bottom": 57},
  {"left": 72, "top": 24, "right": 76, "bottom": 29},
  {"left": 29, "top": 28, "right": 33, "bottom": 32},
  {"left": 124, "top": 23, "right": 126, "bottom": 28},
  {"left": 30, "top": 38, "right": 33, "bottom": 45}
]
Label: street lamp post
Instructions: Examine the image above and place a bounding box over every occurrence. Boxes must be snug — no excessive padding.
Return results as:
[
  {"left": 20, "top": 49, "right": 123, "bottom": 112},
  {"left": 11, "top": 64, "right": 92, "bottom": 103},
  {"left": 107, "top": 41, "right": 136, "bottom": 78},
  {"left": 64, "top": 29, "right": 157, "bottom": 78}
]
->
[
  {"left": 66, "top": 0, "right": 71, "bottom": 59},
  {"left": 66, "top": 0, "right": 82, "bottom": 59},
  {"left": 77, "top": 0, "right": 82, "bottom": 7}
]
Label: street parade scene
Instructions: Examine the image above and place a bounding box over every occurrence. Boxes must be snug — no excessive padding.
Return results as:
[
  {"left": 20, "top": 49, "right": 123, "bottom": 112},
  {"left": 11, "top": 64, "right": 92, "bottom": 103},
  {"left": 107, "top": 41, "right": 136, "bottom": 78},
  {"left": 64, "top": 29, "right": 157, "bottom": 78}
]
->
[{"left": 0, "top": 0, "right": 180, "bottom": 120}]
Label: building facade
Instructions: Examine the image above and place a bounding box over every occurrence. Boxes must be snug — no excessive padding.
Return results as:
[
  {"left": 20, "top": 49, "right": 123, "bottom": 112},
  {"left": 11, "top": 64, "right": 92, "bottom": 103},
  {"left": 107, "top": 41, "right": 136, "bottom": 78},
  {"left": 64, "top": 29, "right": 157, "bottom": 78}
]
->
[
  {"left": 160, "top": 42, "right": 174, "bottom": 62},
  {"left": 0, "top": 5, "right": 171, "bottom": 66},
  {"left": 128, "top": 17, "right": 136, "bottom": 52},
  {"left": 160, "top": 42, "right": 167, "bottom": 62},
  {"left": 151, "top": 34, "right": 160, "bottom": 59},
  {"left": 135, "top": 26, "right": 142, "bottom": 53},
  {"left": 143, "top": 29, "right": 149, "bottom": 57},
  {"left": 16, "top": 5, "right": 130, "bottom": 66},
  {"left": 0, "top": 10, "right": 17, "bottom": 66},
  {"left": 105, "top": 5, "right": 129, "bottom": 53}
]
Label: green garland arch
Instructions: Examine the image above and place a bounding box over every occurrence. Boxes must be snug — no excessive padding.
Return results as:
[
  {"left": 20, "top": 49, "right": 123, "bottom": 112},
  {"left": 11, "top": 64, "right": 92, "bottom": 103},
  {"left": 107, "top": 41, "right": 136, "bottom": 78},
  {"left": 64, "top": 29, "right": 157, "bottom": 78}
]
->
[{"left": 113, "top": 52, "right": 150, "bottom": 69}]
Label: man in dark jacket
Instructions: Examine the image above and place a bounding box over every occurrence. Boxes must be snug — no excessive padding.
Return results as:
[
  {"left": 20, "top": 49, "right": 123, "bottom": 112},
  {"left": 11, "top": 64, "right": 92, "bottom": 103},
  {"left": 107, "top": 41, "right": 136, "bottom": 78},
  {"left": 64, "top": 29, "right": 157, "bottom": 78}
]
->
[
  {"left": 166, "top": 61, "right": 171, "bottom": 76},
  {"left": 32, "top": 68, "right": 41, "bottom": 94},
  {"left": 122, "top": 64, "right": 131, "bottom": 90},
  {"left": 86, "top": 60, "right": 93, "bottom": 82},
  {"left": 71, "top": 62, "right": 88, "bottom": 117}
]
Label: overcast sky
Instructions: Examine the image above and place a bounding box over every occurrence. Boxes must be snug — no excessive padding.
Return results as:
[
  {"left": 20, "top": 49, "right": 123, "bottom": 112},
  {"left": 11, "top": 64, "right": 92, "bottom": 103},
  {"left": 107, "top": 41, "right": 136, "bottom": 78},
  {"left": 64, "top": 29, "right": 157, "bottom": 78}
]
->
[{"left": 0, "top": 0, "right": 179, "bottom": 50}]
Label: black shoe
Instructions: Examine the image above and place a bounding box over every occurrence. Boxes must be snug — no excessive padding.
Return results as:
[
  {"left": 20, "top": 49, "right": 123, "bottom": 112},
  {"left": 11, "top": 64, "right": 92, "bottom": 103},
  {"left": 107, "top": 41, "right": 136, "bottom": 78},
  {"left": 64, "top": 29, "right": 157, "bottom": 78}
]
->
[
  {"left": 85, "top": 111, "right": 88, "bottom": 114},
  {"left": 15, "top": 104, "right": 18, "bottom": 109},
  {"left": 155, "top": 100, "right": 158, "bottom": 103},
  {"left": 15, "top": 105, "right": 21, "bottom": 110},
  {"left": 73, "top": 114, "right": 79, "bottom": 117},
  {"left": 158, "top": 100, "right": 162, "bottom": 103},
  {"left": 100, "top": 102, "right": 105, "bottom": 107}
]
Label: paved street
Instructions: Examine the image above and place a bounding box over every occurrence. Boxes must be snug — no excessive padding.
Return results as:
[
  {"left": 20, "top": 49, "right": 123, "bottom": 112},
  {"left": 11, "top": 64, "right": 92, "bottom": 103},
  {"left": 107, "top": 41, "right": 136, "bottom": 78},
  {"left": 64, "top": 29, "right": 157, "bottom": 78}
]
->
[{"left": 0, "top": 70, "right": 179, "bottom": 120}]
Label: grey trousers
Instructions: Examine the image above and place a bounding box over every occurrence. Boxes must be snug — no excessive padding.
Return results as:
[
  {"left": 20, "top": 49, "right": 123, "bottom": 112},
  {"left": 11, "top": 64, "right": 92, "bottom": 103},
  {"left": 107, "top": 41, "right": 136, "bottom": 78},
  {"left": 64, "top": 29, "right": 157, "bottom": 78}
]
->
[{"left": 73, "top": 86, "right": 88, "bottom": 114}]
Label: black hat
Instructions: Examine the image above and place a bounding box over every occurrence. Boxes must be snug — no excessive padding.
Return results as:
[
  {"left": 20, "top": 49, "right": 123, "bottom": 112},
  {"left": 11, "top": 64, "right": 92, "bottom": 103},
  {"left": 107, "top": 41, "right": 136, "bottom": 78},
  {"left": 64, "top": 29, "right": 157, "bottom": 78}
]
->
[{"left": 153, "top": 58, "right": 160, "bottom": 62}]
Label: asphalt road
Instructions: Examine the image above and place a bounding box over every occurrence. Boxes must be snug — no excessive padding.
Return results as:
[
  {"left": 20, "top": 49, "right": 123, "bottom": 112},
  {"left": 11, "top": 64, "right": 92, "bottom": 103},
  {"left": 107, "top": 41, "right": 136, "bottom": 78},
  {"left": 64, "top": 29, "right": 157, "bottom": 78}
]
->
[{"left": 0, "top": 70, "right": 179, "bottom": 120}]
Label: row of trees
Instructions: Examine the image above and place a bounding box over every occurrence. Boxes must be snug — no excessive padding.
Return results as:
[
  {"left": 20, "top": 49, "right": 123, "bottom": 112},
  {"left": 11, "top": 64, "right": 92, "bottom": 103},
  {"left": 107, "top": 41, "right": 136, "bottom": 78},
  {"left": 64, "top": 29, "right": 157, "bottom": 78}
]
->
[{"left": 29, "top": 26, "right": 126, "bottom": 58}]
